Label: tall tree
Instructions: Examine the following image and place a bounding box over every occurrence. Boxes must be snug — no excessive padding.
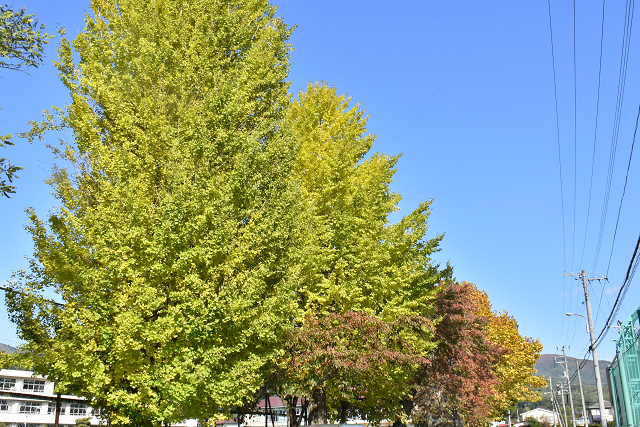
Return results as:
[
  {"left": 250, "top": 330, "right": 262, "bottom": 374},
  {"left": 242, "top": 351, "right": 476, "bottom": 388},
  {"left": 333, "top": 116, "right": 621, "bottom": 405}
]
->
[
  {"left": 1, "top": 4, "right": 52, "bottom": 197},
  {"left": 289, "top": 82, "right": 446, "bottom": 322},
  {"left": 412, "top": 282, "right": 504, "bottom": 427},
  {"left": 470, "top": 285, "right": 547, "bottom": 420},
  {"left": 7, "top": 1, "right": 301, "bottom": 426},
  {"left": 276, "top": 82, "right": 450, "bottom": 425}
]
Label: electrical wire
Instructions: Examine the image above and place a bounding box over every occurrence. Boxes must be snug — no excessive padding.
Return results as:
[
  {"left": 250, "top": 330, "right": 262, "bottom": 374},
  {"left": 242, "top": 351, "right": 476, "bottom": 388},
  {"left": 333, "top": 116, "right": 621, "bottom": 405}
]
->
[
  {"left": 592, "top": 0, "right": 636, "bottom": 274},
  {"left": 605, "top": 102, "right": 640, "bottom": 276},
  {"left": 572, "top": 0, "right": 577, "bottom": 272},
  {"left": 548, "top": 0, "right": 567, "bottom": 343},
  {"left": 580, "top": 0, "right": 606, "bottom": 269},
  {"left": 569, "top": 233, "right": 640, "bottom": 381},
  {"left": 593, "top": 232, "right": 640, "bottom": 348}
]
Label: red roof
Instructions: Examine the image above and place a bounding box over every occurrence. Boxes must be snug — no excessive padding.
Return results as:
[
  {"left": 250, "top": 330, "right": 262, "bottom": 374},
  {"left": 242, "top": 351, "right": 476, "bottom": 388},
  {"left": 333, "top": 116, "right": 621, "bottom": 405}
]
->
[{"left": 257, "top": 396, "right": 285, "bottom": 408}]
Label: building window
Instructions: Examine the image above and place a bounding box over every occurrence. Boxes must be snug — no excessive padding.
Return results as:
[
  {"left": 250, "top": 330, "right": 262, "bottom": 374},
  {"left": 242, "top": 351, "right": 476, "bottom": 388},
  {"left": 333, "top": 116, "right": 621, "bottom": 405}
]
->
[
  {"left": 48, "top": 402, "right": 56, "bottom": 414},
  {"left": 0, "top": 377, "right": 16, "bottom": 390},
  {"left": 69, "top": 403, "right": 87, "bottom": 416},
  {"left": 19, "top": 400, "right": 40, "bottom": 414},
  {"left": 0, "top": 399, "right": 8, "bottom": 412},
  {"left": 22, "top": 379, "right": 45, "bottom": 392},
  {"left": 92, "top": 406, "right": 101, "bottom": 416}
]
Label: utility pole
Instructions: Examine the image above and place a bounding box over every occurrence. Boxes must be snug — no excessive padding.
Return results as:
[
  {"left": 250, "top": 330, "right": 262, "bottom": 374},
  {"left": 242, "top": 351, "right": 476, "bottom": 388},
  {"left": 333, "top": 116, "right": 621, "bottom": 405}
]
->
[
  {"left": 560, "top": 347, "right": 577, "bottom": 427},
  {"left": 565, "top": 270, "right": 608, "bottom": 427},
  {"left": 558, "top": 381, "right": 569, "bottom": 427},
  {"left": 576, "top": 359, "right": 588, "bottom": 427},
  {"left": 549, "top": 379, "right": 559, "bottom": 427}
]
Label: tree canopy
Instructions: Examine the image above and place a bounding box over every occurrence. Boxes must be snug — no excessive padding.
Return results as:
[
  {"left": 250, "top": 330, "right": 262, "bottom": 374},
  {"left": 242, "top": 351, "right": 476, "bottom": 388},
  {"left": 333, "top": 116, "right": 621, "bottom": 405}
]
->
[
  {"left": 471, "top": 285, "right": 547, "bottom": 419},
  {"left": 1, "top": 4, "right": 52, "bottom": 197},
  {"left": 3, "top": 2, "right": 545, "bottom": 426},
  {"left": 1, "top": 4, "right": 51, "bottom": 71},
  {"left": 7, "top": 0, "right": 302, "bottom": 425},
  {"left": 273, "top": 82, "right": 450, "bottom": 425},
  {"left": 413, "top": 281, "right": 504, "bottom": 427}
]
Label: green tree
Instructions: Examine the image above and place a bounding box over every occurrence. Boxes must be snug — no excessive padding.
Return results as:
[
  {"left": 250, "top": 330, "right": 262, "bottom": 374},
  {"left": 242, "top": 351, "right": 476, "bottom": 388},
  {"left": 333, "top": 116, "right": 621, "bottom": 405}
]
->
[
  {"left": 524, "top": 416, "right": 541, "bottom": 427},
  {"left": 275, "top": 82, "right": 450, "bottom": 425},
  {"left": 1, "top": 4, "right": 51, "bottom": 71},
  {"left": 75, "top": 418, "right": 91, "bottom": 427},
  {"left": 7, "top": 0, "right": 301, "bottom": 426},
  {"left": 1, "top": 4, "right": 52, "bottom": 197},
  {"left": 0, "top": 135, "right": 21, "bottom": 197}
]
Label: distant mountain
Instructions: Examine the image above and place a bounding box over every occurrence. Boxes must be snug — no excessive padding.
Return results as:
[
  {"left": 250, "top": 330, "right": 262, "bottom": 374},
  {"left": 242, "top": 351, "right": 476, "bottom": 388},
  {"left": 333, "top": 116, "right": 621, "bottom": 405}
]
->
[
  {"left": 0, "top": 343, "right": 18, "bottom": 354},
  {"left": 535, "top": 353, "right": 611, "bottom": 389},
  {"left": 521, "top": 354, "right": 612, "bottom": 412}
]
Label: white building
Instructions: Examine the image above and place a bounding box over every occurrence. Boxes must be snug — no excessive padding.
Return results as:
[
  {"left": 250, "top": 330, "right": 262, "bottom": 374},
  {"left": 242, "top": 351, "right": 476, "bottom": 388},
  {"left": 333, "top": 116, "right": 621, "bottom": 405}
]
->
[
  {"left": 219, "top": 396, "right": 367, "bottom": 427},
  {"left": 588, "top": 401, "right": 614, "bottom": 425},
  {"left": 519, "top": 408, "right": 559, "bottom": 424},
  {"left": 0, "top": 369, "right": 100, "bottom": 427}
]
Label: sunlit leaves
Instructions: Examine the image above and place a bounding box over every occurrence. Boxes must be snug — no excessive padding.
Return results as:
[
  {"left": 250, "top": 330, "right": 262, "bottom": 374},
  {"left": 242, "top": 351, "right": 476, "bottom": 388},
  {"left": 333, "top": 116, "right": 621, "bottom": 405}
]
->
[
  {"left": 6, "top": 1, "right": 299, "bottom": 425},
  {"left": 276, "top": 82, "right": 450, "bottom": 425},
  {"left": 0, "top": 4, "right": 52, "bottom": 72}
]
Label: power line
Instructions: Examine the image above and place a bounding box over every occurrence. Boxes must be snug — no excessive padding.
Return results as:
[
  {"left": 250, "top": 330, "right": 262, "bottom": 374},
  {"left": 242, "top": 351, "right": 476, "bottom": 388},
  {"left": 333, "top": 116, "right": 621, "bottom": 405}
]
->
[
  {"left": 580, "top": 0, "right": 606, "bottom": 270},
  {"left": 605, "top": 102, "right": 640, "bottom": 276},
  {"left": 592, "top": 0, "right": 636, "bottom": 274},
  {"left": 593, "top": 232, "right": 640, "bottom": 348},
  {"left": 572, "top": 0, "right": 577, "bottom": 272},
  {"left": 548, "top": 0, "right": 568, "bottom": 342}
]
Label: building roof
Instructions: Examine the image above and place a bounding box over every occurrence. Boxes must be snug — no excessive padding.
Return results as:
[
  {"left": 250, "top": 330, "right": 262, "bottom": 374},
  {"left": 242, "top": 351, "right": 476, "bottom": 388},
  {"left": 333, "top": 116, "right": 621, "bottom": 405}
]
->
[
  {"left": 588, "top": 400, "right": 612, "bottom": 409},
  {"left": 521, "top": 408, "right": 556, "bottom": 416},
  {"left": 257, "top": 396, "right": 285, "bottom": 408}
]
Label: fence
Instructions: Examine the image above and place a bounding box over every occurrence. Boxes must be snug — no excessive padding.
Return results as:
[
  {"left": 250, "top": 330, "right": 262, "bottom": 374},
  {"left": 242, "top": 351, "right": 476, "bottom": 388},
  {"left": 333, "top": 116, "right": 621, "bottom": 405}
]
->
[{"left": 607, "top": 304, "right": 640, "bottom": 427}]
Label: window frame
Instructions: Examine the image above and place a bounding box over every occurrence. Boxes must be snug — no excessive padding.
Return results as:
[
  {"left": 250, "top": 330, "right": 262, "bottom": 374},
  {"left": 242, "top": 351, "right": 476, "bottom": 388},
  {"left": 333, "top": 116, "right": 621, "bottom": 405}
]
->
[
  {"left": 19, "top": 400, "right": 41, "bottom": 414},
  {"left": 69, "top": 402, "right": 87, "bottom": 416},
  {"left": 22, "top": 378, "right": 46, "bottom": 392},
  {"left": 0, "top": 377, "right": 16, "bottom": 391}
]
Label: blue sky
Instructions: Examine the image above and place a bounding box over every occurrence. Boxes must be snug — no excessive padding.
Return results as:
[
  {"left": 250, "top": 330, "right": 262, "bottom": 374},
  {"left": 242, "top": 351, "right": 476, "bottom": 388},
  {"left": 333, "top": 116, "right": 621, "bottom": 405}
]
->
[{"left": 1, "top": 0, "right": 640, "bottom": 364}]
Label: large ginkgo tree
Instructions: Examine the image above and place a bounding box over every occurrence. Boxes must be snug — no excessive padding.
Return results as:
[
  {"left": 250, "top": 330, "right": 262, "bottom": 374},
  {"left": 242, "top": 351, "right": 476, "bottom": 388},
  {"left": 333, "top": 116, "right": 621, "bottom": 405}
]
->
[{"left": 7, "top": 1, "right": 303, "bottom": 425}]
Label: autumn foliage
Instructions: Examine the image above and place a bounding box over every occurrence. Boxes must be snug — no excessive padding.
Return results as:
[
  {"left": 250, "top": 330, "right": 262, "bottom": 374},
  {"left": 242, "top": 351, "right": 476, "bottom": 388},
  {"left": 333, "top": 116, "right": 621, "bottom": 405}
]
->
[
  {"left": 274, "top": 311, "right": 431, "bottom": 426},
  {"left": 412, "top": 282, "right": 504, "bottom": 427},
  {"left": 3, "top": 0, "right": 545, "bottom": 425},
  {"left": 397, "top": 282, "right": 546, "bottom": 427}
]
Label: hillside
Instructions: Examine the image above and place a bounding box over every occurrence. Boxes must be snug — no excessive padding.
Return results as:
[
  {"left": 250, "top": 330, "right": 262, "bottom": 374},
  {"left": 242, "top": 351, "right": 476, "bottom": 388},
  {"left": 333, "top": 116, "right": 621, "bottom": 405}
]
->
[
  {"left": 517, "top": 354, "right": 612, "bottom": 413},
  {"left": 0, "top": 343, "right": 18, "bottom": 354},
  {"left": 535, "top": 353, "right": 611, "bottom": 388}
]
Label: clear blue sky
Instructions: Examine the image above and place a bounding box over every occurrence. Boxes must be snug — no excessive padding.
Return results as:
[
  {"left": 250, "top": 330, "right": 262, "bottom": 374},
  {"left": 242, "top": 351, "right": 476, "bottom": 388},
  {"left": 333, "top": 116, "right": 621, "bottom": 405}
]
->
[{"left": 1, "top": 0, "right": 640, "bottom": 364}]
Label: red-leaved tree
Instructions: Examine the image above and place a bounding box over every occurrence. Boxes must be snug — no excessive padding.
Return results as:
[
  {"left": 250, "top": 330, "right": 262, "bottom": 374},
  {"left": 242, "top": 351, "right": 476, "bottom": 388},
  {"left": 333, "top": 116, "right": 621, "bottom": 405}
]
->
[
  {"left": 412, "top": 282, "right": 505, "bottom": 427},
  {"left": 273, "top": 311, "right": 430, "bottom": 427}
]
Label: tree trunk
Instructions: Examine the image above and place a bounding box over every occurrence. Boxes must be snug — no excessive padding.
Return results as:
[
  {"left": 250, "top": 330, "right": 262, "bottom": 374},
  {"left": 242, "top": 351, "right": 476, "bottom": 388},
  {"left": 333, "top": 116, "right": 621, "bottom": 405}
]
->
[
  {"left": 308, "top": 387, "right": 327, "bottom": 425},
  {"left": 453, "top": 408, "right": 463, "bottom": 427},
  {"left": 393, "top": 397, "right": 414, "bottom": 427},
  {"left": 339, "top": 400, "right": 350, "bottom": 424},
  {"left": 286, "top": 395, "right": 301, "bottom": 427}
]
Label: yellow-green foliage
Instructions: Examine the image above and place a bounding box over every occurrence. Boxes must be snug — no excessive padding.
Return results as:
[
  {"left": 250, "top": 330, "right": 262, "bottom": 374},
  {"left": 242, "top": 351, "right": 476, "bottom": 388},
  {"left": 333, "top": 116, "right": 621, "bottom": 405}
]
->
[
  {"left": 289, "top": 82, "right": 449, "bottom": 322},
  {"left": 282, "top": 82, "right": 452, "bottom": 423},
  {"left": 8, "top": 0, "right": 302, "bottom": 426}
]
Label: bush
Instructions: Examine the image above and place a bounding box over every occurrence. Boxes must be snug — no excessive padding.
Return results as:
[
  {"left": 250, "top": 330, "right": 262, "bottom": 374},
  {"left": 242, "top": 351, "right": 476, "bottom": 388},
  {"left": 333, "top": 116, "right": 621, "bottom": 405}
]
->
[{"left": 525, "top": 416, "right": 542, "bottom": 427}]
